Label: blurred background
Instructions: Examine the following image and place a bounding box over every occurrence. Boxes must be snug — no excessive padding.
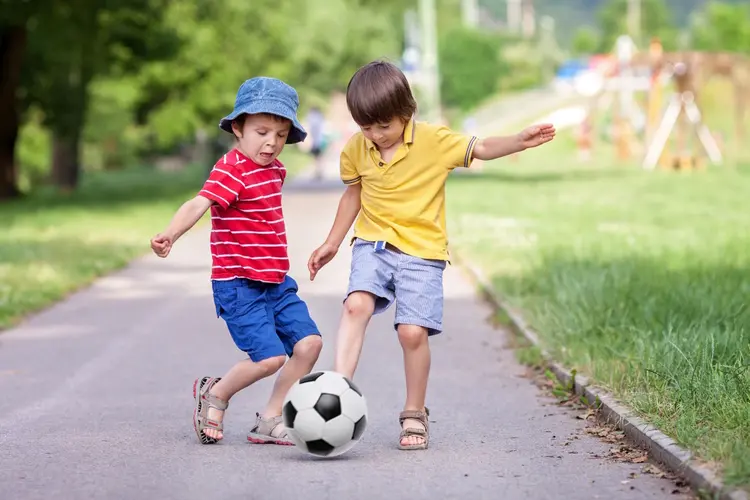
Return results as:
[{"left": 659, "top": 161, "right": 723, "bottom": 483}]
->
[{"left": 1, "top": 0, "right": 748, "bottom": 198}]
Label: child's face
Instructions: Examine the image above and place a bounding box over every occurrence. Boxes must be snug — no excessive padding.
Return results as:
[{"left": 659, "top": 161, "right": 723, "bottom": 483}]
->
[
  {"left": 232, "top": 113, "right": 291, "bottom": 166},
  {"left": 359, "top": 117, "right": 407, "bottom": 150}
]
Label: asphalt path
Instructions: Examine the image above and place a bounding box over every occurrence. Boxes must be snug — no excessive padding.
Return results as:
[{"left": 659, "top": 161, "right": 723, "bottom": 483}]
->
[{"left": 0, "top": 175, "right": 691, "bottom": 500}]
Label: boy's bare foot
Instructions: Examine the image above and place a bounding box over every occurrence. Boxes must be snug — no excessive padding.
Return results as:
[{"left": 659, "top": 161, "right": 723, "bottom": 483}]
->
[
  {"left": 400, "top": 418, "right": 426, "bottom": 447},
  {"left": 204, "top": 400, "right": 225, "bottom": 440}
]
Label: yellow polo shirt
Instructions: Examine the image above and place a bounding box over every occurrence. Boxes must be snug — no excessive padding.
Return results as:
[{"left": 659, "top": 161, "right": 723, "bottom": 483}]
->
[{"left": 340, "top": 118, "right": 478, "bottom": 261}]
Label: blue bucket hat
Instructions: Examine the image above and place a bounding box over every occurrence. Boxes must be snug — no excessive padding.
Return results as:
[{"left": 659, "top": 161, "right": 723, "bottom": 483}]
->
[{"left": 219, "top": 77, "right": 307, "bottom": 144}]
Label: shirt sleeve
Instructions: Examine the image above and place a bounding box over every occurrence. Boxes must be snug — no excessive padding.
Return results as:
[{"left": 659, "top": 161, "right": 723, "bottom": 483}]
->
[
  {"left": 199, "top": 161, "right": 245, "bottom": 209},
  {"left": 340, "top": 147, "right": 361, "bottom": 185},
  {"left": 275, "top": 159, "right": 287, "bottom": 185},
  {"left": 434, "top": 125, "right": 479, "bottom": 169}
]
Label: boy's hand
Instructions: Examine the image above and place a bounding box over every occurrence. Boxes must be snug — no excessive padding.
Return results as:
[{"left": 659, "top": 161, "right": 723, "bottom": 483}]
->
[
  {"left": 517, "top": 123, "right": 556, "bottom": 149},
  {"left": 151, "top": 233, "right": 173, "bottom": 258},
  {"left": 308, "top": 243, "right": 338, "bottom": 281}
]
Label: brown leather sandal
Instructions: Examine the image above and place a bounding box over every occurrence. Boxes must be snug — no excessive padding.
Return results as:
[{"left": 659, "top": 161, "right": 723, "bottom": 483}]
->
[
  {"left": 193, "top": 376, "right": 228, "bottom": 445},
  {"left": 247, "top": 412, "right": 295, "bottom": 446},
  {"left": 398, "top": 407, "right": 430, "bottom": 450}
]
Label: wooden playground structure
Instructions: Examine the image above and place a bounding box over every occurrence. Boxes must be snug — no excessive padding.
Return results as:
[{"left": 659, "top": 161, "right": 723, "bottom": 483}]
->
[{"left": 580, "top": 37, "right": 750, "bottom": 170}]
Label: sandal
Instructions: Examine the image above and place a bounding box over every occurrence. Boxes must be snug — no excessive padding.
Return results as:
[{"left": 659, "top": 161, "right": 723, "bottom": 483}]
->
[
  {"left": 247, "top": 412, "right": 295, "bottom": 446},
  {"left": 398, "top": 407, "right": 430, "bottom": 450},
  {"left": 192, "top": 377, "right": 228, "bottom": 445}
]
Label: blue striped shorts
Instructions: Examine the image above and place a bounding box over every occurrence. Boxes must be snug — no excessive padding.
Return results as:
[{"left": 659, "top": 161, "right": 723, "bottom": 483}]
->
[{"left": 346, "top": 238, "right": 447, "bottom": 335}]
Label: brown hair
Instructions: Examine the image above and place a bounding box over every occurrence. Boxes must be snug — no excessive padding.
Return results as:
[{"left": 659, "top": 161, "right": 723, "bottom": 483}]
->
[{"left": 346, "top": 60, "right": 417, "bottom": 126}]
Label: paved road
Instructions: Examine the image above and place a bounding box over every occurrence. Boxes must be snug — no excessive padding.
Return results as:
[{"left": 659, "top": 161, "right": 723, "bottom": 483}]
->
[{"left": 0, "top": 175, "right": 690, "bottom": 500}]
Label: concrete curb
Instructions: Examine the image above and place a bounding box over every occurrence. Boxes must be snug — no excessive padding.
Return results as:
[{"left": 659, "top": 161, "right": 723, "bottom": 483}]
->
[{"left": 456, "top": 257, "right": 749, "bottom": 500}]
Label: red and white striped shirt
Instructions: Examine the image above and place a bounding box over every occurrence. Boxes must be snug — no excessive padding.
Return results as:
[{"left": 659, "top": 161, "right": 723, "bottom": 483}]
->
[{"left": 198, "top": 149, "right": 289, "bottom": 283}]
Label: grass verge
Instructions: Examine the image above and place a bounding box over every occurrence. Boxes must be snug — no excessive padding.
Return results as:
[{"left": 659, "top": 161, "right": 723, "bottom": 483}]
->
[
  {"left": 0, "top": 147, "right": 308, "bottom": 330},
  {"left": 446, "top": 130, "right": 750, "bottom": 487}
]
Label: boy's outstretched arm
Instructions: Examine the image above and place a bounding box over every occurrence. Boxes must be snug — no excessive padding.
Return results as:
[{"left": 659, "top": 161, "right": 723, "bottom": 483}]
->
[
  {"left": 308, "top": 183, "right": 362, "bottom": 280},
  {"left": 151, "top": 195, "right": 214, "bottom": 258},
  {"left": 472, "top": 123, "right": 556, "bottom": 161}
]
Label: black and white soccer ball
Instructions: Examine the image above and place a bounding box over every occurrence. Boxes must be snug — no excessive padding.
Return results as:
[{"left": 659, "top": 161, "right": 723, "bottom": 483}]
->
[{"left": 282, "top": 371, "right": 368, "bottom": 457}]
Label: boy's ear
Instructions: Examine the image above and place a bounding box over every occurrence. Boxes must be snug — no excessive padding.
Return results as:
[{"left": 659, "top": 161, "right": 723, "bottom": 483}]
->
[{"left": 231, "top": 120, "right": 243, "bottom": 139}]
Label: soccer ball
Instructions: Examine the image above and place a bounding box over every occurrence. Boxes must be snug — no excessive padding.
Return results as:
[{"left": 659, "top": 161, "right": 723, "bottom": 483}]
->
[{"left": 282, "top": 371, "right": 368, "bottom": 457}]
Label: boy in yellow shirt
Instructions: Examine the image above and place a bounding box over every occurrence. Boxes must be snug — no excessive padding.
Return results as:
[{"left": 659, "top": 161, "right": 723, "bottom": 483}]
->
[{"left": 308, "top": 60, "right": 555, "bottom": 450}]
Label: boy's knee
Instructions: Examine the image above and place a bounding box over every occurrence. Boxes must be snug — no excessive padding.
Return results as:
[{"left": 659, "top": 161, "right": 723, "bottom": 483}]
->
[
  {"left": 293, "top": 335, "right": 323, "bottom": 361},
  {"left": 257, "top": 355, "right": 286, "bottom": 375},
  {"left": 397, "top": 324, "right": 428, "bottom": 350},
  {"left": 344, "top": 292, "right": 375, "bottom": 319}
]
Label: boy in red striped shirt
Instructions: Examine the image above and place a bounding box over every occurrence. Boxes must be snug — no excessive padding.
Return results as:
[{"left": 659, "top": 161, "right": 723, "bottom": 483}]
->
[{"left": 150, "top": 77, "right": 322, "bottom": 445}]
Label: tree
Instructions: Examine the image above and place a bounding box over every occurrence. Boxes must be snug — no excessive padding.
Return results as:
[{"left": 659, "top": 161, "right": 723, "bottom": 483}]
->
[
  {"left": 135, "top": 0, "right": 403, "bottom": 153},
  {"left": 596, "top": 0, "right": 677, "bottom": 52},
  {"left": 0, "top": 25, "right": 26, "bottom": 198},
  {"left": 0, "top": 0, "right": 47, "bottom": 199},
  {"left": 438, "top": 27, "right": 504, "bottom": 111},
  {"left": 3, "top": 0, "right": 408, "bottom": 196},
  {"left": 20, "top": 0, "right": 177, "bottom": 191},
  {"left": 571, "top": 26, "right": 601, "bottom": 55},
  {"left": 690, "top": 1, "right": 750, "bottom": 53}
]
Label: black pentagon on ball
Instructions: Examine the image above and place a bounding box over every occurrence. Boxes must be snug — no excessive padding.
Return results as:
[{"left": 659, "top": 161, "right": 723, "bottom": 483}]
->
[
  {"left": 352, "top": 414, "right": 367, "bottom": 440},
  {"left": 282, "top": 401, "right": 297, "bottom": 428},
  {"left": 298, "top": 371, "right": 324, "bottom": 384},
  {"left": 306, "top": 439, "right": 336, "bottom": 457},
  {"left": 344, "top": 377, "right": 362, "bottom": 396},
  {"left": 313, "top": 393, "right": 342, "bottom": 421}
]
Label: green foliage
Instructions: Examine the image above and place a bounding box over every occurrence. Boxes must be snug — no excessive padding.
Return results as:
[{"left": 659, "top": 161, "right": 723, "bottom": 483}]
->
[
  {"left": 519, "top": 0, "right": 748, "bottom": 49},
  {"left": 83, "top": 77, "right": 145, "bottom": 170},
  {"left": 595, "top": 0, "right": 677, "bottom": 51},
  {"left": 438, "top": 27, "right": 504, "bottom": 111},
  {"left": 15, "top": 109, "right": 50, "bottom": 191},
  {"left": 134, "top": 0, "right": 402, "bottom": 151},
  {"left": 8, "top": 0, "right": 407, "bottom": 192},
  {"left": 571, "top": 26, "right": 600, "bottom": 55},
  {"left": 690, "top": 1, "right": 750, "bottom": 53},
  {"left": 11, "top": 0, "right": 749, "bottom": 195},
  {"left": 498, "top": 39, "right": 552, "bottom": 92}
]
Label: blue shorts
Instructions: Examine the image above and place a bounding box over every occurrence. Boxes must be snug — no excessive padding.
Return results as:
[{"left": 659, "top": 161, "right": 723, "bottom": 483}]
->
[
  {"left": 346, "top": 238, "right": 447, "bottom": 336},
  {"left": 212, "top": 276, "right": 320, "bottom": 362}
]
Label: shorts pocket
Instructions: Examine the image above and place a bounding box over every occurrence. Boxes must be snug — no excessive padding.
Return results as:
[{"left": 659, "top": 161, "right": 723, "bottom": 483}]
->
[{"left": 213, "top": 287, "right": 238, "bottom": 318}]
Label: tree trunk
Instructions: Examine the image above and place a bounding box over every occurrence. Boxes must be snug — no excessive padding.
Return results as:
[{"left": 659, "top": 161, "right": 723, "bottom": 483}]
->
[
  {"left": 51, "top": 131, "right": 81, "bottom": 192},
  {"left": 0, "top": 25, "right": 27, "bottom": 200},
  {"left": 50, "top": 56, "right": 92, "bottom": 192}
]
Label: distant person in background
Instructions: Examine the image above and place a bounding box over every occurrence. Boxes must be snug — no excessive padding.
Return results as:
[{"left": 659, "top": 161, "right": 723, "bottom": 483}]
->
[{"left": 307, "top": 106, "right": 328, "bottom": 180}]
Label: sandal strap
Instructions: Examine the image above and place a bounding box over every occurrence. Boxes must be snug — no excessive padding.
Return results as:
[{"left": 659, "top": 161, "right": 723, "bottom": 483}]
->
[
  {"left": 199, "top": 378, "right": 229, "bottom": 411},
  {"left": 251, "top": 413, "right": 289, "bottom": 438},
  {"left": 400, "top": 427, "right": 427, "bottom": 437},
  {"left": 203, "top": 392, "right": 228, "bottom": 411},
  {"left": 399, "top": 408, "right": 429, "bottom": 426},
  {"left": 204, "top": 418, "right": 224, "bottom": 430}
]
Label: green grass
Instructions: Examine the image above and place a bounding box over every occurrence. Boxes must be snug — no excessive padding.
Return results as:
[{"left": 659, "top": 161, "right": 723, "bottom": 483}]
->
[
  {"left": 0, "top": 147, "right": 309, "bottom": 330},
  {"left": 446, "top": 132, "right": 750, "bottom": 487}
]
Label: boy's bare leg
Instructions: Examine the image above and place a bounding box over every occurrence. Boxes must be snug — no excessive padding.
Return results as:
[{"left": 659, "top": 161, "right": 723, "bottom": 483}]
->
[
  {"left": 334, "top": 291, "right": 376, "bottom": 380},
  {"left": 262, "top": 335, "right": 323, "bottom": 419},
  {"left": 397, "top": 324, "right": 431, "bottom": 447},
  {"left": 204, "top": 355, "right": 286, "bottom": 440}
]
